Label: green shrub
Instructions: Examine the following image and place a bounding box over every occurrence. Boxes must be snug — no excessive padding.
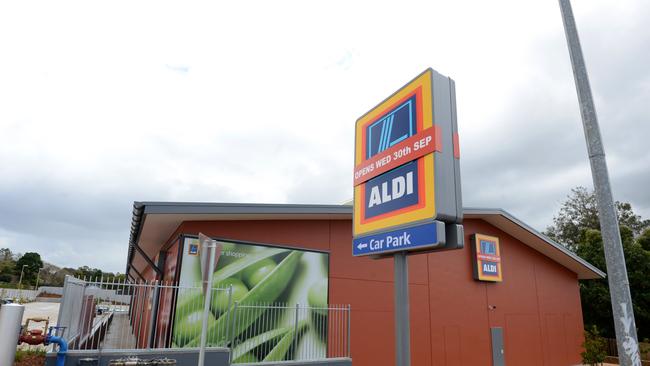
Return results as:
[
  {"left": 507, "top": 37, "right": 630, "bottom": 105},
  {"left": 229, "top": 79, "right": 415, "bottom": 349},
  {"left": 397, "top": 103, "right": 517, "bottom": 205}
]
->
[{"left": 581, "top": 325, "right": 607, "bottom": 366}]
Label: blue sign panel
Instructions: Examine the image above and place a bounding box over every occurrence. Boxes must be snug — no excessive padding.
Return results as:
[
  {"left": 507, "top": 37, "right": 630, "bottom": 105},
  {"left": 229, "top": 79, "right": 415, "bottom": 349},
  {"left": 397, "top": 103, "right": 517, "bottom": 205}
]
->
[
  {"left": 480, "top": 240, "right": 497, "bottom": 255},
  {"left": 366, "top": 95, "right": 417, "bottom": 159},
  {"left": 364, "top": 161, "right": 419, "bottom": 220},
  {"left": 353, "top": 221, "right": 442, "bottom": 256},
  {"left": 481, "top": 261, "right": 499, "bottom": 276}
]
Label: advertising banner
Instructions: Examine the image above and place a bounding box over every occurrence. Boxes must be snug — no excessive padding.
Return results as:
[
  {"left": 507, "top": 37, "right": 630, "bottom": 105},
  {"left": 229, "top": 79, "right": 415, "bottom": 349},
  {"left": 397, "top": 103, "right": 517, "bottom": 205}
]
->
[{"left": 172, "top": 237, "right": 330, "bottom": 362}]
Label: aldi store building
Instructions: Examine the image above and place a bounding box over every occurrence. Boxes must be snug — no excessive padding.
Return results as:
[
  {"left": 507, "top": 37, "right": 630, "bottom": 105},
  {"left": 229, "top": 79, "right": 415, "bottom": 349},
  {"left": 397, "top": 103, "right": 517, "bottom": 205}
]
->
[{"left": 125, "top": 202, "right": 603, "bottom": 366}]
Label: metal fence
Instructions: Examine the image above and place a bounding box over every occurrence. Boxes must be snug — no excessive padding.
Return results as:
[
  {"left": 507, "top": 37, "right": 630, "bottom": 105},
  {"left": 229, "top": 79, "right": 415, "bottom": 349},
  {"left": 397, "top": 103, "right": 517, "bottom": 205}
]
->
[
  {"left": 0, "top": 288, "right": 38, "bottom": 301},
  {"left": 605, "top": 338, "right": 650, "bottom": 360},
  {"left": 228, "top": 302, "right": 350, "bottom": 363},
  {"left": 55, "top": 276, "right": 350, "bottom": 363}
]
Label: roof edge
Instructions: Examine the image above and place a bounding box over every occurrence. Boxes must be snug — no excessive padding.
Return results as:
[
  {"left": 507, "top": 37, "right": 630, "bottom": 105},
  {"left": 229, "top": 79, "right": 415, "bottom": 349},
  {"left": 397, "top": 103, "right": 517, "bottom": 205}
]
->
[
  {"left": 125, "top": 202, "right": 605, "bottom": 280},
  {"left": 140, "top": 201, "right": 353, "bottom": 215},
  {"left": 464, "top": 207, "right": 606, "bottom": 279}
]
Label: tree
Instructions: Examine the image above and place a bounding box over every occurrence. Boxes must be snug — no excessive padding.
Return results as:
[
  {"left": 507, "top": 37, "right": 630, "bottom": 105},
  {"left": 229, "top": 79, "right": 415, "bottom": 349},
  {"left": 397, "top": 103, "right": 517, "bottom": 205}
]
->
[
  {"left": 15, "top": 252, "right": 43, "bottom": 286},
  {"left": 0, "top": 248, "right": 16, "bottom": 283},
  {"left": 74, "top": 266, "right": 104, "bottom": 279},
  {"left": 0, "top": 247, "right": 14, "bottom": 262},
  {"left": 581, "top": 325, "right": 607, "bottom": 366},
  {"left": 545, "top": 186, "right": 650, "bottom": 250},
  {"left": 638, "top": 228, "right": 650, "bottom": 252},
  {"left": 546, "top": 187, "right": 650, "bottom": 339}
]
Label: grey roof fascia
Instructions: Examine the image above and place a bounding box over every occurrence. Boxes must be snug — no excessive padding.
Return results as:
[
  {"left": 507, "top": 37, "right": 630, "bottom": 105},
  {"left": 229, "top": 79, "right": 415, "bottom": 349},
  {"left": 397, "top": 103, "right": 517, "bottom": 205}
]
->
[
  {"left": 464, "top": 207, "right": 606, "bottom": 279},
  {"left": 126, "top": 201, "right": 145, "bottom": 275},
  {"left": 125, "top": 202, "right": 353, "bottom": 275},
  {"left": 140, "top": 201, "right": 354, "bottom": 215}
]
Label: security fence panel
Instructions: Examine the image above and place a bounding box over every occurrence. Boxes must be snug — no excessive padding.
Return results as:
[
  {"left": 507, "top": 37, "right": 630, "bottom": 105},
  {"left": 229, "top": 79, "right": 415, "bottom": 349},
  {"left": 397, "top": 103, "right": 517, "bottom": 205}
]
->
[{"left": 53, "top": 276, "right": 350, "bottom": 363}]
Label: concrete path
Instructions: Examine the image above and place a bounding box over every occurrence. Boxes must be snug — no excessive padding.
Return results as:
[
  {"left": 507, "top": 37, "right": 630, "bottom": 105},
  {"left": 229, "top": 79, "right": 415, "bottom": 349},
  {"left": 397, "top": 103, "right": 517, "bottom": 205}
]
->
[{"left": 100, "top": 312, "right": 136, "bottom": 349}]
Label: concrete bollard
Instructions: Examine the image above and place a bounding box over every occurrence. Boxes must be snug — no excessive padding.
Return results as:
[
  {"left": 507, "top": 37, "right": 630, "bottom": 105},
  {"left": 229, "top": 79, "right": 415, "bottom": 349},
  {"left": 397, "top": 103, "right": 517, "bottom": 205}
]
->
[{"left": 0, "top": 303, "right": 25, "bottom": 366}]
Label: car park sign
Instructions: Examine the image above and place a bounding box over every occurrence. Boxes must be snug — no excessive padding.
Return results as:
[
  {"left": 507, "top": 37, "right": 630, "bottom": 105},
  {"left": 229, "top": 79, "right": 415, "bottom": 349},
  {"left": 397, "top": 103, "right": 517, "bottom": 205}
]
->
[
  {"left": 353, "top": 221, "right": 445, "bottom": 256},
  {"left": 353, "top": 68, "right": 463, "bottom": 257}
]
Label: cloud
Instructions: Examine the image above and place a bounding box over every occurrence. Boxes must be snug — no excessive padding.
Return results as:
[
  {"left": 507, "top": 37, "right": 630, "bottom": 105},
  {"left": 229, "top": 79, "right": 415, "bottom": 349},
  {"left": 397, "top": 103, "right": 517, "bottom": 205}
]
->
[
  {"left": 165, "top": 64, "right": 190, "bottom": 74},
  {"left": 0, "top": 0, "right": 648, "bottom": 272}
]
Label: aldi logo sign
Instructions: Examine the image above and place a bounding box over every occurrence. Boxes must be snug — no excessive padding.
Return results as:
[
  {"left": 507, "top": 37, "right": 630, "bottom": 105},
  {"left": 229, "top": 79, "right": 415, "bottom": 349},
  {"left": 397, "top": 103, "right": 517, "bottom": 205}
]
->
[
  {"left": 352, "top": 68, "right": 464, "bottom": 257},
  {"left": 353, "top": 70, "right": 438, "bottom": 237},
  {"left": 364, "top": 161, "right": 419, "bottom": 220},
  {"left": 471, "top": 234, "right": 502, "bottom": 282}
]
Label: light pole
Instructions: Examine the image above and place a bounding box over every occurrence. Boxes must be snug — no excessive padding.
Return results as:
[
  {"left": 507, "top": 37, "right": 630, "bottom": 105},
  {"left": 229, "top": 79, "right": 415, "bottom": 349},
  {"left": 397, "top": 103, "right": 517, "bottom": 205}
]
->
[
  {"left": 558, "top": 1, "right": 641, "bottom": 365},
  {"left": 18, "top": 264, "right": 28, "bottom": 290},
  {"left": 35, "top": 267, "right": 44, "bottom": 290}
]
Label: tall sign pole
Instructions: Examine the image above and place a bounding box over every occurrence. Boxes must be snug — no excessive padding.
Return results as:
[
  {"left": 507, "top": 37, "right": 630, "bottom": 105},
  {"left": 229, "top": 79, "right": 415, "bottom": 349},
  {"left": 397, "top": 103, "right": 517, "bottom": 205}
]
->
[
  {"left": 394, "top": 252, "right": 410, "bottom": 366},
  {"left": 352, "top": 69, "right": 464, "bottom": 366},
  {"left": 558, "top": 1, "right": 641, "bottom": 364}
]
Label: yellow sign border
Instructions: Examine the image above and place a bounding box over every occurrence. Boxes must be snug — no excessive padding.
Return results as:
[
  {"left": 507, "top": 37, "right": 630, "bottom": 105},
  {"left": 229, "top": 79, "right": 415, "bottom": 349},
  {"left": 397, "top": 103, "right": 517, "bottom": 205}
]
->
[
  {"left": 474, "top": 234, "right": 503, "bottom": 282},
  {"left": 353, "top": 69, "right": 436, "bottom": 236}
]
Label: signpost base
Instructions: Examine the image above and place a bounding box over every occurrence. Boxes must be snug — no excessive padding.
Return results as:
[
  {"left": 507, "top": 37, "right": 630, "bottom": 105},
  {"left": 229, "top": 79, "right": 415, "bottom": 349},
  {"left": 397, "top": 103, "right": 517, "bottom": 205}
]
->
[{"left": 394, "top": 252, "right": 411, "bottom": 366}]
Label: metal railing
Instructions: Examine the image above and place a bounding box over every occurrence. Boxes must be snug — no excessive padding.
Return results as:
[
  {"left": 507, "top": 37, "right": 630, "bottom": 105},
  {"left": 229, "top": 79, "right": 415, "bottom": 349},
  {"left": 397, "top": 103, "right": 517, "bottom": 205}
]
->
[
  {"left": 56, "top": 276, "right": 351, "bottom": 362},
  {"left": 0, "top": 288, "right": 38, "bottom": 301},
  {"left": 57, "top": 276, "right": 231, "bottom": 350},
  {"left": 228, "top": 302, "right": 350, "bottom": 363}
]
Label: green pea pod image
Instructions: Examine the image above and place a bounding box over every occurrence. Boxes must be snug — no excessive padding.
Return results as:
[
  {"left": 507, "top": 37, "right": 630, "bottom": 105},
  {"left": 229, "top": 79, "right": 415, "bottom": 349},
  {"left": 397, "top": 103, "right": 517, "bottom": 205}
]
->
[
  {"left": 175, "top": 248, "right": 288, "bottom": 318},
  {"left": 212, "top": 247, "right": 287, "bottom": 283},
  {"left": 172, "top": 309, "right": 217, "bottom": 347},
  {"left": 231, "top": 321, "right": 309, "bottom": 363},
  {"left": 263, "top": 320, "right": 308, "bottom": 362},
  {"left": 233, "top": 352, "right": 259, "bottom": 364},
  {"left": 186, "top": 251, "right": 303, "bottom": 347},
  {"left": 307, "top": 278, "right": 328, "bottom": 316},
  {"left": 231, "top": 326, "right": 292, "bottom": 362}
]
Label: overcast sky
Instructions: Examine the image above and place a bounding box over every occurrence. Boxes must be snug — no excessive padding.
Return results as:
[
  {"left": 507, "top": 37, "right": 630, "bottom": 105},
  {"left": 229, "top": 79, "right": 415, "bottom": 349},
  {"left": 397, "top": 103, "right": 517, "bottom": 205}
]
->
[{"left": 1, "top": 1, "right": 648, "bottom": 273}]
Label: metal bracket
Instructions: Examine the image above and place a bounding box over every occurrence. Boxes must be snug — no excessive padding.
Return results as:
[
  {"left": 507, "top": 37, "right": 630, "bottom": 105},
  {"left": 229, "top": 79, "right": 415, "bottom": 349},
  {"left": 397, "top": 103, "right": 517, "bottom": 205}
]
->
[
  {"left": 131, "top": 265, "right": 146, "bottom": 282},
  {"left": 132, "top": 242, "right": 163, "bottom": 276}
]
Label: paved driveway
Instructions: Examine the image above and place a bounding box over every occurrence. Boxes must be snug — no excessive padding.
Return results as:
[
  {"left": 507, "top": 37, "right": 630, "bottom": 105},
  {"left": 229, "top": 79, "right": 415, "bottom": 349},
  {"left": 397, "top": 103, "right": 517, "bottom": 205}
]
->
[{"left": 21, "top": 302, "right": 60, "bottom": 329}]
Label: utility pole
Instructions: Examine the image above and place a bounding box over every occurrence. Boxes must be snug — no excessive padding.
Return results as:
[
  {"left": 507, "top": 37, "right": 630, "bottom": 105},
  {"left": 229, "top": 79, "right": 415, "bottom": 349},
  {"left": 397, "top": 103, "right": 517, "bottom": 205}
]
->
[
  {"left": 18, "top": 264, "right": 28, "bottom": 290},
  {"left": 394, "top": 252, "right": 411, "bottom": 366},
  {"left": 558, "top": 1, "right": 642, "bottom": 365},
  {"left": 35, "top": 268, "right": 44, "bottom": 290}
]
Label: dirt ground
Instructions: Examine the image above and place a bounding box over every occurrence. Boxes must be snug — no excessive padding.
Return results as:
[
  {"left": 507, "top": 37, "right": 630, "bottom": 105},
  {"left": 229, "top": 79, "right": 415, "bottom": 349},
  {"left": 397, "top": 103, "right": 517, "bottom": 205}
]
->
[{"left": 14, "top": 354, "right": 45, "bottom": 366}]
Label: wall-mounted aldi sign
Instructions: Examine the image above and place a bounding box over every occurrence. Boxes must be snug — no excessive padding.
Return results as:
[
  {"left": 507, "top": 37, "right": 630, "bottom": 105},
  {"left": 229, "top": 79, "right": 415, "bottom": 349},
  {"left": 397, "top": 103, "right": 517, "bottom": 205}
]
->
[
  {"left": 352, "top": 68, "right": 464, "bottom": 257},
  {"left": 471, "top": 234, "right": 502, "bottom": 282}
]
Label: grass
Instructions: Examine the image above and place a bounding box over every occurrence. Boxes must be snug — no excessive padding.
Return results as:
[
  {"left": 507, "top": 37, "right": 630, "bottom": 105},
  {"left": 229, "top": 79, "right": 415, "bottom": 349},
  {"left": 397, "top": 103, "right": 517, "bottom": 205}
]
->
[{"left": 14, "top": 347, "right": 46, "bottom": 362}]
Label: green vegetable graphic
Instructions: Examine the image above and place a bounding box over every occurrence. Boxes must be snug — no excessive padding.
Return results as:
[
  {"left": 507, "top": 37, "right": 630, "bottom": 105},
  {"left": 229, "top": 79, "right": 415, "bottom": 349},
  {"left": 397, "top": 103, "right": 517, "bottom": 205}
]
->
[
  {"left": 186, "top": 251, "right": 303, "bottom": 347},
  {"left": 308, "top": 278, "right": 328, "bottom": 315},
  {"left": 172, "top": 309, "right": 217, "bottom": 346},
  {"left": 212, "top": 277, "right": 248, "bottom": 314},
  {"left": 242, "top": 258, "right": 277, "bottom": 288},
  {"left": 172, "top": 238, "right": 330, "bottom": 362}
]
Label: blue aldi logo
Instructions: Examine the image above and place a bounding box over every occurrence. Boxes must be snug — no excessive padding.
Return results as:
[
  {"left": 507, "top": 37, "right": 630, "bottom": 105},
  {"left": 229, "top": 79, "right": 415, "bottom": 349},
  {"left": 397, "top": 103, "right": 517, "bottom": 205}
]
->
[
  {"left": 363, "top": 161, "right": 420, "bottom": 220},
  {"left": 366, "top": 95, "right": 417, "bottom": 159},
  {"left": 188, "top": 243, "right": 199, "bottom": 256},
  {"left": 361, "top": 95, "right": 420, "bottom": 222},
  {"left": 481, "top": 261, "right": 499, "bottom": 275}
]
